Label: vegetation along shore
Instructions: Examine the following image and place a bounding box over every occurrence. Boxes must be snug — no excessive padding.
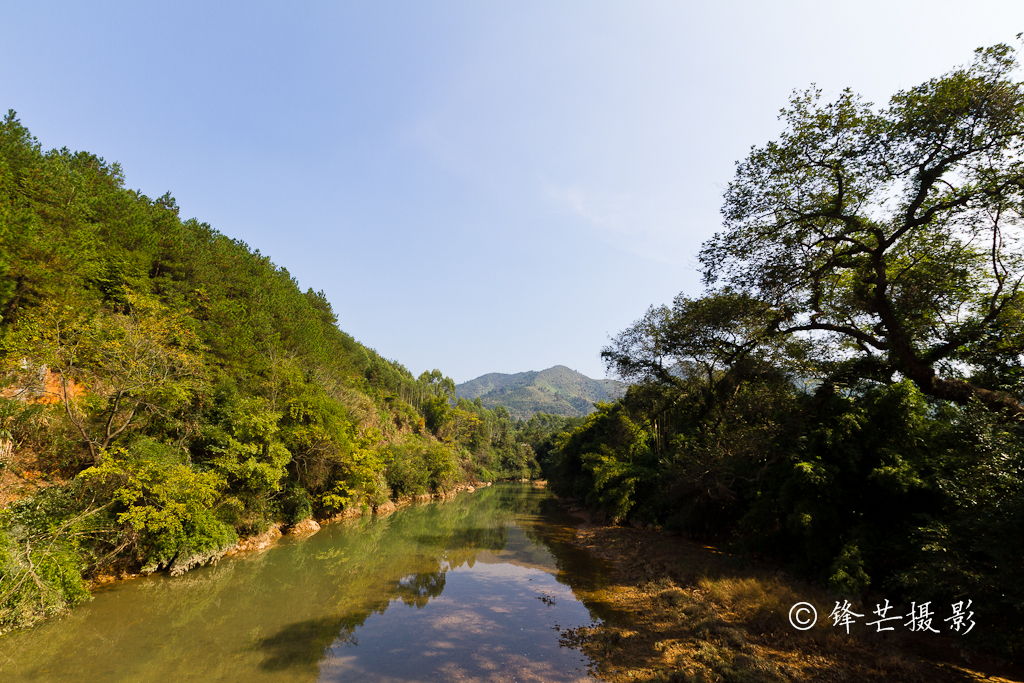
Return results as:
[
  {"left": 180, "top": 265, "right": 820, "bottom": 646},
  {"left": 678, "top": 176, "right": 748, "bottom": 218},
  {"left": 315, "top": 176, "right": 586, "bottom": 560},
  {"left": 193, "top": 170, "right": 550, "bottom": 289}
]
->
[
  {"left": 554, "top": 501, "right": 1022, "bottom": 682},
  {"left": 2, "top": 41, "right": 1023, "bottom": 678},
  {"left": 0, "top": 106, "right": 561, "bottom": 632},
  {"left": 538, "top": 43, "right": 1024, "bottom": 667}
]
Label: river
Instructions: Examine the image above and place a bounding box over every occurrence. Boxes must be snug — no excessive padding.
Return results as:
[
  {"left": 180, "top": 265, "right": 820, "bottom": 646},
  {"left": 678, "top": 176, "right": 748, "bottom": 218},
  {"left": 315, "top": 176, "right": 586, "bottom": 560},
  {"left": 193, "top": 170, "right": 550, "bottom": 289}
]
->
[{"left": 0, "top": 483, "right": 611, "bottom": 682}]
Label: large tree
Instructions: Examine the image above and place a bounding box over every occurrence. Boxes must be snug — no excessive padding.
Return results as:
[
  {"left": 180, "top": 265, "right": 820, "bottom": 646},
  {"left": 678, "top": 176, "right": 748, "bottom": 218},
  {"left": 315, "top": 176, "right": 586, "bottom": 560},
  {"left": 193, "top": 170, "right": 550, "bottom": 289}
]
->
[{"left": 697, "top": 44, "right": 1024, "bottom": 416}]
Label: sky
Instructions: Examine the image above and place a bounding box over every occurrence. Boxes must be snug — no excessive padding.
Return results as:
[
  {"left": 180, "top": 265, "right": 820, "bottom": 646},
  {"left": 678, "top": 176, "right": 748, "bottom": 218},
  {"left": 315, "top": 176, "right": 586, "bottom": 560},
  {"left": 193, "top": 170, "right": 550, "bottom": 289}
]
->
[{"left": 2, "top": 1, "right": 1021, "bottom": 383}]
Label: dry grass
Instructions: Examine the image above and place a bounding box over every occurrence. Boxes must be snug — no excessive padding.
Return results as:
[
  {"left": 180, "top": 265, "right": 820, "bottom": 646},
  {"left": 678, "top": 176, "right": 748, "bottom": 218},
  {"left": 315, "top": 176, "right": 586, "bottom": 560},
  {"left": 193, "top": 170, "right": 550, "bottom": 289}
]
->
[{"left": 563, "top": 519, "right": 1022, "bottom": 683}]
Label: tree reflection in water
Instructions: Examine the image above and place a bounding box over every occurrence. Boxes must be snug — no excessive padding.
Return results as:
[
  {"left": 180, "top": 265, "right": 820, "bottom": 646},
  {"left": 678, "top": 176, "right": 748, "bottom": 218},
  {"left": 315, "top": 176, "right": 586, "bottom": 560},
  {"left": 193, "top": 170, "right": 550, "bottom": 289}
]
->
[
  {"left": 0, "top": 484, "right": 602, "bottom": 683},
  {"left": 254, "top": 485, "right": 602, "bottom": 682}
]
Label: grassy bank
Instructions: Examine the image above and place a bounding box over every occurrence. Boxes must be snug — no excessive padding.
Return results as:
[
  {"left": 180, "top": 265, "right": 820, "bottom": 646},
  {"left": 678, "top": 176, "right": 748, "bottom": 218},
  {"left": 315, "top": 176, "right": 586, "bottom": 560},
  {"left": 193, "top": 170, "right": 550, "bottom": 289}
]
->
[{"left": 558, "top": 510, "right": 1022, "bottom": 683}]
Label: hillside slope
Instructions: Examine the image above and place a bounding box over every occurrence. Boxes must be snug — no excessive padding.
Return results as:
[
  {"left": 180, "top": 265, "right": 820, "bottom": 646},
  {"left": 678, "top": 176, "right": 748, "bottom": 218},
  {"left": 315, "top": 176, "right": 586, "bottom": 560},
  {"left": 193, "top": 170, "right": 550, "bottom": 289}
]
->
[
  {"left": 456, "top": 365, "right": 624, "bottom": 419},
  {"left": 0, "top": 112, "right": 540, "bottom": 634}
]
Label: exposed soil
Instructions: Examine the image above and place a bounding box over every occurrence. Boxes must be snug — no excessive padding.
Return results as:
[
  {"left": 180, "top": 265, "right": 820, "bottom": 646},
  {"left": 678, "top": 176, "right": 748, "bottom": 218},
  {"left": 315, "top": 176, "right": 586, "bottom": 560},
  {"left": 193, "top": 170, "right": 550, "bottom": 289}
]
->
[
  {"left": 0, "top": 444, "right": 65, "bottom": 508},
  {"left": 559, "top": 507, "right": 1022, "bottom": 683}
]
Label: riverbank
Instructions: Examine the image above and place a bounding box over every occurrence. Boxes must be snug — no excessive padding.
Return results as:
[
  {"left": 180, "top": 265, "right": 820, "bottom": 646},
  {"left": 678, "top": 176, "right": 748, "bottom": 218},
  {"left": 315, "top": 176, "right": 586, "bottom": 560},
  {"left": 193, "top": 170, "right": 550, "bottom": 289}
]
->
[
  {"left": 560, "top": 507, "right": 1022, "bottom": 683},
  {"left": 0, "top": 482, "right": 590, "bottom": 681},
  {"left": 89, "top": 481, "right": 491, "bottom": 588}
]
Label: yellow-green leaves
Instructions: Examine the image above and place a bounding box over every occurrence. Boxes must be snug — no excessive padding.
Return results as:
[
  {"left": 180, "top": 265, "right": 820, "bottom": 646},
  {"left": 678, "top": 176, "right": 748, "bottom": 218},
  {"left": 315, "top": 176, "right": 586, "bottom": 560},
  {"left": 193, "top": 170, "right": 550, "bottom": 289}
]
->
[
  {"left": 80, "top": 447, "right": 236, "bottom": 575},
  {"left": 209, "top": 396, "right": 290, "bottom": 495},
  {"left": 17, "top": 288, "right": 205, "bottom": 464}
]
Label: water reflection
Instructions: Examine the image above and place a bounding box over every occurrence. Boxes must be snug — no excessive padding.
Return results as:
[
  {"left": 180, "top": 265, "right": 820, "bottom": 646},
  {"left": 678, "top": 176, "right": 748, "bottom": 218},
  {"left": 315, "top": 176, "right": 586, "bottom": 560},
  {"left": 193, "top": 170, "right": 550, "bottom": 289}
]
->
[
  {"left": 317, "top": 561, "right": 594, "bottom": 683},
  {"left": 0, "top": 484, "right": 602, "bottom": 682},
  {"left": 257, "top": 615, "right": 361, "bottom": 672},
  {"left": 395, "top": 570, "right": 448, "bottom": 608}
]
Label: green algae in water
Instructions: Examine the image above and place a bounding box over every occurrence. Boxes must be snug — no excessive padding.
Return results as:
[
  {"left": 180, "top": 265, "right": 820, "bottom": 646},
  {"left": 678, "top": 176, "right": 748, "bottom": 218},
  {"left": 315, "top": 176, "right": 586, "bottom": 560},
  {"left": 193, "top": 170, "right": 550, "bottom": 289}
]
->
[{"left": 0, "top": 484, "right": 605, "bottom": 682}]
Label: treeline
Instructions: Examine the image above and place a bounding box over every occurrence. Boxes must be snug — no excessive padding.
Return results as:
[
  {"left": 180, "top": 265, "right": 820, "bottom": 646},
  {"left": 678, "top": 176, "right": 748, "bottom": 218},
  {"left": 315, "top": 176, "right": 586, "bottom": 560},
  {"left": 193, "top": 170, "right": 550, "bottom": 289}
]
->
[
  {"left": 544, "top": 46, "right": 1024, "bottom": 656},
  {"left": 0, "top": 112, "right": 554, "bottom": 633}
]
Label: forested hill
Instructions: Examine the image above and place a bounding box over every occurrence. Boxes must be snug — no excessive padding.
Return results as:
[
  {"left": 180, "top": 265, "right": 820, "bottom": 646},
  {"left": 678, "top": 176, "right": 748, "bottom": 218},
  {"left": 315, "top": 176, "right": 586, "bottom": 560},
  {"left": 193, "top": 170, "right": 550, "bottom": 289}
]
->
[
  {"left": 0, "top": 111, "right": 551, "bottom": 634},
  {"left": 456, "top": 365, "right": 624, "bottom": 419}
]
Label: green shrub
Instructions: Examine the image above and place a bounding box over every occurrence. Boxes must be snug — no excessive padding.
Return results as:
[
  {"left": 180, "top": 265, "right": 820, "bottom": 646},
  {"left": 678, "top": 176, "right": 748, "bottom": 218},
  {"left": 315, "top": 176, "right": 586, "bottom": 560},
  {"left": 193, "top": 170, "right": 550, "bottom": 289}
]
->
[
  {"left": 382, "top": 436, "right": 462, "bottom": 497},
  {"left": 383, "top": 440, "right": 431, "bottom": 497},
  {"left": 80, "top": 447, "right": 237, "bottom": 575},
  {"left": 280, "top": 486, "right": 313, "bottom": 524},
  {"left": 422, "top": 439, "right": 460, "bottom": 492},
  {"left": 0, "top": 487, "right": 94, "bottom": 634}
]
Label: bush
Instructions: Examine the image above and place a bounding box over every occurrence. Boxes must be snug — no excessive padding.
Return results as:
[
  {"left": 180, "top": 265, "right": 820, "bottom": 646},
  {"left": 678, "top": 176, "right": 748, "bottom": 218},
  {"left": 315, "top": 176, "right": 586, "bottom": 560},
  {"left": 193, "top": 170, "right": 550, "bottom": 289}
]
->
[
  {"left": 383, "top": 436, "right": 462, "bottom": 497},
  {"left": 80, "top": 446, "right": 237, "bottom": 576},
  {"left": 897, "top": 401, "right": 1024, "bottom": 656},
  {"left": 319, "top": 444, "right": 388, "bottom": 513},
  {"left": 382, "top": 440, "right": 429, "bottom": 497},
  {"left": 280, "top": 486, "right": 313, "bottom": 524},
  {"left": 0, "top": 487, "right": 94, "bottom": 634}
]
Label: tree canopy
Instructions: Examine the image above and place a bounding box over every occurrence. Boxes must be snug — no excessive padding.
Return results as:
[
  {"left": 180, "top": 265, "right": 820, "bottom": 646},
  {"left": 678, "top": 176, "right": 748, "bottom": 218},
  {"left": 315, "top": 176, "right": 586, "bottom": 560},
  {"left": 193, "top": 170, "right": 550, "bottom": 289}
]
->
[
  {"left": 692, "top": 44, "right": 1024, "bottom": 416},
  {"left": 568, "top": 44, "right": 1024, "bottom": 656}
]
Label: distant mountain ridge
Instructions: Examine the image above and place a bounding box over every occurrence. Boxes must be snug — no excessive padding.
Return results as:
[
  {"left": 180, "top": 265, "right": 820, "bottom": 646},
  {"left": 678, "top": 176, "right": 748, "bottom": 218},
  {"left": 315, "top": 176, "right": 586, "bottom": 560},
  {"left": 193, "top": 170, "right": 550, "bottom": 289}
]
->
[{"left": 456, "top": 365, "right": 625, "bottom": 419}]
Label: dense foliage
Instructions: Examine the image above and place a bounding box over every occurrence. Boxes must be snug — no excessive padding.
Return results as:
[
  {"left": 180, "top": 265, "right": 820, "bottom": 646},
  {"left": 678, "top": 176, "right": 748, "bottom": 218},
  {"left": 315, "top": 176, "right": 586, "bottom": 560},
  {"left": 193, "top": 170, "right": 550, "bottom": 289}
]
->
[
  {"left": 545, "top": 46, "right": 1024, "bottom": 656},
  {"left": 0, "top": 112, "right": 547, "bottom": 633}
]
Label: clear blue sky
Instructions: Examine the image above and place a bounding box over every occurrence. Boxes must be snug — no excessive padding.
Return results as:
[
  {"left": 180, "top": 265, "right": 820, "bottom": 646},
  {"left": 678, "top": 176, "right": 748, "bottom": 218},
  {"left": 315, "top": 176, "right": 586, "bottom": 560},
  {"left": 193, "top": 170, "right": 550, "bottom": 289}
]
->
[{"left": 2, "top": 1, "right": 1021, "bottom": 382}]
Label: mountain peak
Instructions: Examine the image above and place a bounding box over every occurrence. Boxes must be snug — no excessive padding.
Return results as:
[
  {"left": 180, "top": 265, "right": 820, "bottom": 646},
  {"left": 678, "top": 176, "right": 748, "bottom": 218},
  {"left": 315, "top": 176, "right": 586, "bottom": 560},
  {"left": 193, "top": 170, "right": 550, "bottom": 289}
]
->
[{"left": 455, "top": 366, "right": 624, "bottom": 420}]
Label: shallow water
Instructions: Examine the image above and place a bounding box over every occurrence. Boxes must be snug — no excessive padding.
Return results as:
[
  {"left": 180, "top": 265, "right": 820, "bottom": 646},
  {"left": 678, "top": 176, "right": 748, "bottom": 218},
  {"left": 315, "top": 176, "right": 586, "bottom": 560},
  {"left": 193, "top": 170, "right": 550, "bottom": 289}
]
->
[{"left": 0, "top": 484, "right": 607, "bottom": 682}]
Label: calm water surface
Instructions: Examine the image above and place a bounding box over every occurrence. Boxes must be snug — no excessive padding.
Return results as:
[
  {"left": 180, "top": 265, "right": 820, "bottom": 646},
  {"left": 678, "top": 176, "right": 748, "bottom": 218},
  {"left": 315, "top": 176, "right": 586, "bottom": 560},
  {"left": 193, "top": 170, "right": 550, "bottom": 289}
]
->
[{"left": 0, "top": 484, "right": 609, "bottom": 682}]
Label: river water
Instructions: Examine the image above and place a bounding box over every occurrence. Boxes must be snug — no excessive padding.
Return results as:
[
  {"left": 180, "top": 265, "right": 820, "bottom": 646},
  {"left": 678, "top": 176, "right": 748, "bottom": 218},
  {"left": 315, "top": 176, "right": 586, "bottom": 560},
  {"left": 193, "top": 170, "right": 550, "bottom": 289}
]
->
[{"left": 0, "top": 483, "right": 609, "bottom": 682}]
